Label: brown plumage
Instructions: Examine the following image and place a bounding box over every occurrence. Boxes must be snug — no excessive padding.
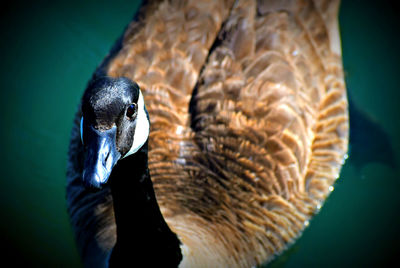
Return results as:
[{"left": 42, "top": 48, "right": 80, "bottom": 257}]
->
[{"left": 67, "top": 0, "right": 348, "bottom": 267}]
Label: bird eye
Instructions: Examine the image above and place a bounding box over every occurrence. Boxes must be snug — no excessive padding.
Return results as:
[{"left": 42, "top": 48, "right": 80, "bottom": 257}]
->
[{"left": 126, "top": 103, "right": 137, "bottom": 119}]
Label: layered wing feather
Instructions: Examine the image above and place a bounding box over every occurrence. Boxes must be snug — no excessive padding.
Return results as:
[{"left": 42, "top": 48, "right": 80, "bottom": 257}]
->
[{"left": 166, "top": 1, "right": 348, "bottom": 266}]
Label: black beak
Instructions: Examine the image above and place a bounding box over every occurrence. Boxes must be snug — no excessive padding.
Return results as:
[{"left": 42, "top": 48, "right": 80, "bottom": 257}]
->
[{"left": 82, "top": 125, "right": 121, "bottom": 188}]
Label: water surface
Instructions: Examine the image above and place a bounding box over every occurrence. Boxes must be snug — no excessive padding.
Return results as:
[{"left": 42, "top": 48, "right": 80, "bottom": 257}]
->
[{"left": 0, "top": 0, "right": 399, "bottom": 266}]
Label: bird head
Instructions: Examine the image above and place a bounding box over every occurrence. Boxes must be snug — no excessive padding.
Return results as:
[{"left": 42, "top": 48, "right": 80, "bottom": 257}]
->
[{"left": 80, "top": 76, "right": 150, "bottom": 188}]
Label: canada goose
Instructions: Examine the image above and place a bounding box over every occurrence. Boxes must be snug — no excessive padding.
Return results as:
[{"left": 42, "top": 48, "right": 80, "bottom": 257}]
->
[{"left": 66, "top": 0, "right": 349, "bottom": 267}]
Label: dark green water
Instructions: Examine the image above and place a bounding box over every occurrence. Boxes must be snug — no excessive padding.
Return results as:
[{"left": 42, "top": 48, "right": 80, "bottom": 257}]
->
[{"left": 0, "top": 1, "right": 399, "bottom": 267}]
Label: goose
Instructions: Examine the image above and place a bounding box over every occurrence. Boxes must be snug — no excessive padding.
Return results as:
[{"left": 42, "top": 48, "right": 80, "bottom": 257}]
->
[{"left": 66, "top": 0, "right": 349, "bottom": 267}]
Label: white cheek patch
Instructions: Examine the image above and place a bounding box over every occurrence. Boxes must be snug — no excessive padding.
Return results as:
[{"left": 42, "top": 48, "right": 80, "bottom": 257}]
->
[
  {"left": 123, "top": 90, "right": 150, "bottom": 158},
  {"left": 80, "top": 117, "right": 84, "bottom": 144}
]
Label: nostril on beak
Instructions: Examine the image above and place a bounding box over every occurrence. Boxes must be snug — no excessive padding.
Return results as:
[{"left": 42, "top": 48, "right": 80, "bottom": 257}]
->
[{"left": 104, "top": 150, "right": 110, "bottom": 166}]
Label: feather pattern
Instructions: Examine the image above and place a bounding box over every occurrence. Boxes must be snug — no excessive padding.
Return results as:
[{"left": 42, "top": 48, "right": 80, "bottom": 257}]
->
[{"left": 67, "top": 0, "right": 348, "bottom": 267}]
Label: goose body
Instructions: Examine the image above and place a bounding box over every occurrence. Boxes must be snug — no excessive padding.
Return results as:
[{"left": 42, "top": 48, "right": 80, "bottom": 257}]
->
[{"left": 67, "top": 0, "right": 349, "bottom": 267}]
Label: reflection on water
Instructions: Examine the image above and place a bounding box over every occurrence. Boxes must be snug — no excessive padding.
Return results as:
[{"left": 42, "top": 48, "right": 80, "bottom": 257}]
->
[
  {"left": 0, "top": 0, "right": 398, "bottom": 267},
  {"left": 348, "top": 95, "right": 396, "bottom": 170}
]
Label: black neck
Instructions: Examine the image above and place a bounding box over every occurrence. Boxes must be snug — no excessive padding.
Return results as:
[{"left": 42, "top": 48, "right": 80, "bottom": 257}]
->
[{"left": 108, "top": 141, "right": 182, "bottom": 267}]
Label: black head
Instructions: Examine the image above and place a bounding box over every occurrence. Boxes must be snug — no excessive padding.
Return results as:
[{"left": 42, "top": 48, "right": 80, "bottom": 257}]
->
[{"left": 80, "top": 76, "right": 149, "bottom": 188}]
